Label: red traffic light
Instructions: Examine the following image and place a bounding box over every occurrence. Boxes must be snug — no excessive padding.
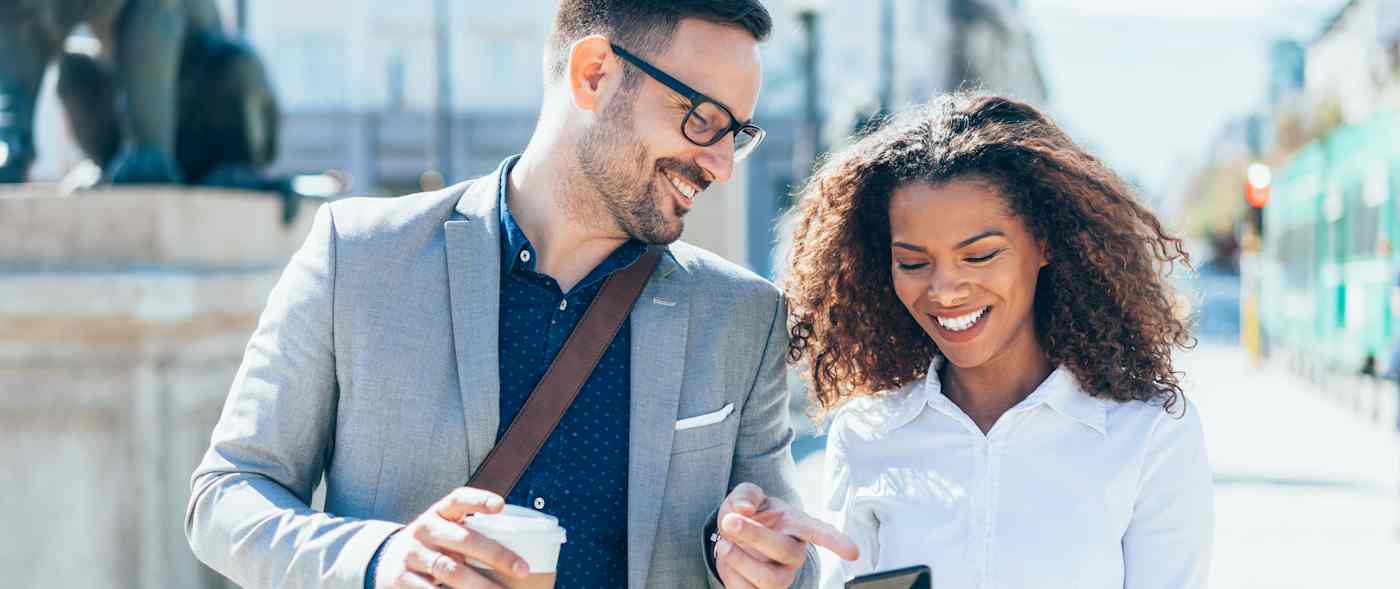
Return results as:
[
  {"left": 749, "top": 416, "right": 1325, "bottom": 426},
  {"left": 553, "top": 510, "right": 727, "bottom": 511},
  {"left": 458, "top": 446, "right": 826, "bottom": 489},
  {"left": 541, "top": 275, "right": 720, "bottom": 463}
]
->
[{"left": 1245, "top": 163, "right": 1271, "bottom": 209}]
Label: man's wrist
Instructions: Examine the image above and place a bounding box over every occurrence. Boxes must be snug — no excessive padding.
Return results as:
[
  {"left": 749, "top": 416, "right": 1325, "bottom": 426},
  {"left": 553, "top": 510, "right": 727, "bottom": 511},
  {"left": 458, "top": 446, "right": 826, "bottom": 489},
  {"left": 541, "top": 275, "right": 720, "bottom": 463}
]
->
[
  {"left": 365, "top": 529, "right": 400, "bottom": 589},
  {"left": 704, "top": 508, "right": 723, "bottom": 582}
]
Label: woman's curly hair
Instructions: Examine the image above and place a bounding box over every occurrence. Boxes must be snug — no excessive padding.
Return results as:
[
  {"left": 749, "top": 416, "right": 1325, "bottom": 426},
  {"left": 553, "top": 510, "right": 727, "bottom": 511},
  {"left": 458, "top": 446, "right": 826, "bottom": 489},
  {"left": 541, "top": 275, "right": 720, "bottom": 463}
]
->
[{"left": 784, "top": 93, "right": 1194, "bottom": 415}]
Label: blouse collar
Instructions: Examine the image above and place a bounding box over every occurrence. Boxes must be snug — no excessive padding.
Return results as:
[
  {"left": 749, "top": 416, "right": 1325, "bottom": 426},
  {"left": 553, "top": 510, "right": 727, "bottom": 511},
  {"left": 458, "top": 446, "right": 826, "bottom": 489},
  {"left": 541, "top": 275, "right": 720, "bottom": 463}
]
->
[{"left": 858, "top": 356, "right": 1108, "bottom": 436}]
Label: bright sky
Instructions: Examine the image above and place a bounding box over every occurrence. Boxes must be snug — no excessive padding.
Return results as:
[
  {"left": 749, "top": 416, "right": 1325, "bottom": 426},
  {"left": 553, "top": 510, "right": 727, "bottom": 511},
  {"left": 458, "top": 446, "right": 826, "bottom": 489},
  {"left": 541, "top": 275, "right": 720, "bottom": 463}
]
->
[{"left": 1024, "top": 0, "right": 1345, "bottom": 201}]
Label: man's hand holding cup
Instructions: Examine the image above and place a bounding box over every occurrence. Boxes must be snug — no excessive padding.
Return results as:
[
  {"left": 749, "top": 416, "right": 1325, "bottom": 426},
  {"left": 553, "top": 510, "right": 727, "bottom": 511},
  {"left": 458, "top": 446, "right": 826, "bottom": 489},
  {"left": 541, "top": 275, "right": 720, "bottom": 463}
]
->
[{"left": 373, "top": 487, "right": 530, "bottom": 589}]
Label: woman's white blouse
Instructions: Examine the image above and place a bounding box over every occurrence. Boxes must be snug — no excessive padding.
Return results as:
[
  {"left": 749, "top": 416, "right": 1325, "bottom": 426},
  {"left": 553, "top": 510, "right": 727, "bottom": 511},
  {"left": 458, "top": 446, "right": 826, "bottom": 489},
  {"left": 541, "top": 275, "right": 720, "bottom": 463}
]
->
[{"left": 819, "top": 360, "right": 1213, "bottom": 589}]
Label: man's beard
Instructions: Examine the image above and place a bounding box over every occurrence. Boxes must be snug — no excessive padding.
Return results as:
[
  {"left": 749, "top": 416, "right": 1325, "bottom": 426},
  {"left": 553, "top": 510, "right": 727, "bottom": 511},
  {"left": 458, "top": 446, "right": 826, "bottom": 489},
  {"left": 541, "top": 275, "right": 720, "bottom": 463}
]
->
[{"left": 575, "top": 90, "right": 708, "bottom": 245}]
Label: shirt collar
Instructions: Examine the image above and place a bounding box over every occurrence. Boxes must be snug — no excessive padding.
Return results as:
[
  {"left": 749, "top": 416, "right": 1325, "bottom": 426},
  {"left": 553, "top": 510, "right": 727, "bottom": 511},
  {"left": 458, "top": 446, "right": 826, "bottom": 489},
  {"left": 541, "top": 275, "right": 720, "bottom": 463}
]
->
[
  {"left": 895, "top": 356, "right": 1108, "bottom": 436},
  {"left": 496, "top": 154, "right": 649, "bottom": 284},
  {"left": 497, "top": 155, "right": 533, "bottom": 273},
  {"left": 1018, "top": 365, "right": 1108, "bottom": 435}
]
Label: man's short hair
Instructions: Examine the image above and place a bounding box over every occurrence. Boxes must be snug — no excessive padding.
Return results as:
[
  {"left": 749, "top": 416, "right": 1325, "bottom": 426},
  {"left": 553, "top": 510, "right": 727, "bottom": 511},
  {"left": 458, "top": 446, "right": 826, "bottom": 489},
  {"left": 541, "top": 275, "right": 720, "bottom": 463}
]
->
[{"left": 547, "top": 0, "right": 772, "bottom": 80}]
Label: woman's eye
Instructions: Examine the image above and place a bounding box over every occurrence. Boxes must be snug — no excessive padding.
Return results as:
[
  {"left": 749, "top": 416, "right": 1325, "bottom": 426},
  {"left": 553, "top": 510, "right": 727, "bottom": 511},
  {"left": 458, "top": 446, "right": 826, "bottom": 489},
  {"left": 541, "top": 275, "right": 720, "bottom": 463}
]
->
[
  {"left": 966, "top": 250, "right": 1002, "bottom": 264},
  {"left": 896, "top": 261, "right": 929, "bottom": 271}
]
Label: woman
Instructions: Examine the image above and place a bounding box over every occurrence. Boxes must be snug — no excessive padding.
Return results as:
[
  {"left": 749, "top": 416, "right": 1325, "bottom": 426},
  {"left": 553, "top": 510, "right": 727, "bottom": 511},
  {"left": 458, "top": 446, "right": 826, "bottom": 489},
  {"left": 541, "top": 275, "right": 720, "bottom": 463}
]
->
[{"left": 785, "top": 94, "right": 1213, "bottom": 588}]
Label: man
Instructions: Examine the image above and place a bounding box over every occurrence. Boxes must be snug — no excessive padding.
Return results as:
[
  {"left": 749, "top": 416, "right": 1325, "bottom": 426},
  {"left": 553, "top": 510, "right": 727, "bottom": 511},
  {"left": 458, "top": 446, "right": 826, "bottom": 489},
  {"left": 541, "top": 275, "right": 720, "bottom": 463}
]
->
[{"left": 185, "top": 1, "right": 857, "bottom": 588}]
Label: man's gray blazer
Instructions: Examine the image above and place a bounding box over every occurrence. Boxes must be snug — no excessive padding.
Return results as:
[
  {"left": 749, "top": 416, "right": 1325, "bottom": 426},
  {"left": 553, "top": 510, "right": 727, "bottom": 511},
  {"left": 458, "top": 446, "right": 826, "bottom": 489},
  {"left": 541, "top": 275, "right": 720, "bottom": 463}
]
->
[{"left": 185, "top": 167, "right": 814, "bottom": 589}]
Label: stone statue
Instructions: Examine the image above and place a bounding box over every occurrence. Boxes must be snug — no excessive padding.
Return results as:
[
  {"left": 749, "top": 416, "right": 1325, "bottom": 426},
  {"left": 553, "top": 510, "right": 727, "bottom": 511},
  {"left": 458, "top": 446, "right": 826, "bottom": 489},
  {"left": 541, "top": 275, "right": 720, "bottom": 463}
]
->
[{"left": 0, "top": 0, "right": 281, "bottom": 190}]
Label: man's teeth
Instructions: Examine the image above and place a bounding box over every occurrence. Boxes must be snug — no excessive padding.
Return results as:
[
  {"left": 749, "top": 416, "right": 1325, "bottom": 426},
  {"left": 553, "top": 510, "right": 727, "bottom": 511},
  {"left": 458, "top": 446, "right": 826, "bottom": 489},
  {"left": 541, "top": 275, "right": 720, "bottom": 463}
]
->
[
  {"left": 668, "top": 174, "right": 699, "bottom": 199},
  {"left": 936, "top": 307, "right": 987, "bottom": 332}
]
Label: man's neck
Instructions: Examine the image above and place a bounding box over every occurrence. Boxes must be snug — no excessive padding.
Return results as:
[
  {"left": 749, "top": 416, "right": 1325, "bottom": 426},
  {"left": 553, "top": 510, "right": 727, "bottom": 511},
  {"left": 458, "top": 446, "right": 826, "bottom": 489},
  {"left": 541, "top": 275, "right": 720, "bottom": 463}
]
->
[{"left": 507, "top": 147, "right": 630, "bottom": 293}]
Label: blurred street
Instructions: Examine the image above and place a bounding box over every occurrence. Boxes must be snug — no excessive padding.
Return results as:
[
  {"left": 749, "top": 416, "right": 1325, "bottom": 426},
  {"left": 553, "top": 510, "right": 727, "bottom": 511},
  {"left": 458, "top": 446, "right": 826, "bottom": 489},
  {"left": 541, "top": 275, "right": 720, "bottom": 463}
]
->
[{"left": 791, "top": 344, "right": 1400, "bottom": 587}]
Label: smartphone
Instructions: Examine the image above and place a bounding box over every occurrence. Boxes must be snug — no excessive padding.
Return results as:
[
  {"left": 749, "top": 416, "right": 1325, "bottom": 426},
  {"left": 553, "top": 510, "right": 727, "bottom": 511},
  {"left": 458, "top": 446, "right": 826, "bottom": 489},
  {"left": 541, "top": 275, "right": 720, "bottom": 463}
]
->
[{"left": 844, "top": 564, "right": 931, "bottom": 589}]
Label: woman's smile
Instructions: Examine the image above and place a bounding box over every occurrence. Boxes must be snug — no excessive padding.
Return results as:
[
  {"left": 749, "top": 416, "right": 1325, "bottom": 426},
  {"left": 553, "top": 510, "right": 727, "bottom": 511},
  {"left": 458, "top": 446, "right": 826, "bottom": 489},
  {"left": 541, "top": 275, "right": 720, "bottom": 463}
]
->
[{"left": 928, "top": 305, "right": 992, "bottom": 343}]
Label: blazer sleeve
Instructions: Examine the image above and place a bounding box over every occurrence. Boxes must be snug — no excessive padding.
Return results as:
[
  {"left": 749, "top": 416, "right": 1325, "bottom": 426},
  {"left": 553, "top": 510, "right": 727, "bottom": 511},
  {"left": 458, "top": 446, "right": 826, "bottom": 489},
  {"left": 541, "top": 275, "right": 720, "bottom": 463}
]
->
[
  {"left": 185, "top": 204, "right": 401, "bottom": 588},
  {"left": 1122, "top": 399, "right": 1215, "bottom": 589},
  {"left": 705, "top": 293, "right": 819, "bottom": 589}
]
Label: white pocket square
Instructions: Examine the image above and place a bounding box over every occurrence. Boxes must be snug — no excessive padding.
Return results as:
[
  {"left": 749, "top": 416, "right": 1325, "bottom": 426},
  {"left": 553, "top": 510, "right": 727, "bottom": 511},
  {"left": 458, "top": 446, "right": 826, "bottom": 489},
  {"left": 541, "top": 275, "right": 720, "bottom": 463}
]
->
[{"left": 675, "top": 403, "right": 734, "bottom": 430}]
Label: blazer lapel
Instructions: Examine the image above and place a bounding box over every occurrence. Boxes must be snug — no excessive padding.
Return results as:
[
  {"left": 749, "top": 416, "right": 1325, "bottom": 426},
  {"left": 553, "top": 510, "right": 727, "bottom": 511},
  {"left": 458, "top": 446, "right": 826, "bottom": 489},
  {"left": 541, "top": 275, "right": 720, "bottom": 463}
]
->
[
  {"left": 445, "top": 177, "right": 504, "bottom": 475},
  {"left": 627, "top": 251, "right": 690, "bottom": 589}
]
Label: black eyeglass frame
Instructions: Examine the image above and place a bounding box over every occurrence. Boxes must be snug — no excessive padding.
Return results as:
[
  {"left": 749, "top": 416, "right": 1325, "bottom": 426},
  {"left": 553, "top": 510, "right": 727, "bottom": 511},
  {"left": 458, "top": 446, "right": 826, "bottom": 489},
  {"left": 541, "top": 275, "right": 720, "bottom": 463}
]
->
[{"left": 610, "top": 43, "right": 765, "bottom": 160}]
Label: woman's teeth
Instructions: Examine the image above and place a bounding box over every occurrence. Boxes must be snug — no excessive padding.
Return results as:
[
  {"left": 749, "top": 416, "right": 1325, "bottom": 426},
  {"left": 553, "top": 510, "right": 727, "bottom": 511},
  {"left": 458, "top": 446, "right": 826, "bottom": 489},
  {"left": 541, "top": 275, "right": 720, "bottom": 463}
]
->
[{"left": 935, "top": 307, "right": 987, "bottom": 332}]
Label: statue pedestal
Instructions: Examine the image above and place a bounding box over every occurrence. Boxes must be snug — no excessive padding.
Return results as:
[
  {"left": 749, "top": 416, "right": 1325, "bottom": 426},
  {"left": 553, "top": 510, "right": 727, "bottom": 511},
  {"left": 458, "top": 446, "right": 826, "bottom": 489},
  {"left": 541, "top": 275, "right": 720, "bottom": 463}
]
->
[{"left": 0, "top": 185, "right": 318, "bottom": 588}]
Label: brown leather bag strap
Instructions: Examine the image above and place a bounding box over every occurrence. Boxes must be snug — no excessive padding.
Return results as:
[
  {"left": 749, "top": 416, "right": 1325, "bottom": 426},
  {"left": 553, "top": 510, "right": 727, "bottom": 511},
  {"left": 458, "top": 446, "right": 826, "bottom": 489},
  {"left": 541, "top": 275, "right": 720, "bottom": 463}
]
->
[{"left": 467, "top": 246, "right": 663, "bottom": 497}]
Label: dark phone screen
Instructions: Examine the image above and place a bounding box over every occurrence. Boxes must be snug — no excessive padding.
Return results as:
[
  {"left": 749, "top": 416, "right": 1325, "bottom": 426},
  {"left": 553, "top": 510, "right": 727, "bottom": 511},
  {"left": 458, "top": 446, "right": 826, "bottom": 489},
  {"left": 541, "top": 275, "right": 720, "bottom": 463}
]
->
[{"left": 845, "top": 565, "right": 932, "bottom": 589}]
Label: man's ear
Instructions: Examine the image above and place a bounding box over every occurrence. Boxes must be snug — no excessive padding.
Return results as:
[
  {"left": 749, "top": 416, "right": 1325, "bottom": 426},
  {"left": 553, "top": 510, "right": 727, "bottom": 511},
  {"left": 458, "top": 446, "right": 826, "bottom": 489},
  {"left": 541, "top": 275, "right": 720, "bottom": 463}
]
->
[{"left": 568, "top": 35, "right": 620, "bottom": 112}]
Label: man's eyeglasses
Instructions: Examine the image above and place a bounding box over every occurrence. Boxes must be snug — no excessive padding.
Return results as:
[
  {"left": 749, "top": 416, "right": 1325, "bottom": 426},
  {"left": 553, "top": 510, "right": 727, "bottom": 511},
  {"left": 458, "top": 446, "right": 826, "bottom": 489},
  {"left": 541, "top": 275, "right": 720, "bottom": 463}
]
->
[{"left": 610, "top": 44, "right": 765, "bottom": 162}]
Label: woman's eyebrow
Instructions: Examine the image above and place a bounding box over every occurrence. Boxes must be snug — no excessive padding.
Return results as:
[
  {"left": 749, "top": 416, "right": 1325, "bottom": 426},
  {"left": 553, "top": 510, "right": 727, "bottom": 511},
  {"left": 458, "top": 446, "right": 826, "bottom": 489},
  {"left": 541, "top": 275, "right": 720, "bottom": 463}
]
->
[
  {"left": 955, "top": 230, "right": 1005, "bottom": 249},
  {"left": 892, "top": 230, "right": 1006, "bottom": 252}
]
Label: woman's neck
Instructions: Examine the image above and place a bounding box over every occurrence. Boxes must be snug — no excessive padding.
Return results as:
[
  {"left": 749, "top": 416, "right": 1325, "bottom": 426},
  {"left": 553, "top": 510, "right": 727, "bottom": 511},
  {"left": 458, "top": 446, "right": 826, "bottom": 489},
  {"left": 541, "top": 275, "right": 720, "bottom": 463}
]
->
[{"left": 940, "top": 330, "right": 1054, "bottom": 435}]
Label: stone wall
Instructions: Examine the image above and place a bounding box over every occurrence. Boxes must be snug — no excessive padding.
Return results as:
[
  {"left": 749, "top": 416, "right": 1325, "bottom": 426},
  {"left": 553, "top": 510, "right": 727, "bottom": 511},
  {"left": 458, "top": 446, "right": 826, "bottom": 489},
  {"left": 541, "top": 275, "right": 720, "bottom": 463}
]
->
[{"left": 0, "top": 186, "right": 317, "bottom": 588}]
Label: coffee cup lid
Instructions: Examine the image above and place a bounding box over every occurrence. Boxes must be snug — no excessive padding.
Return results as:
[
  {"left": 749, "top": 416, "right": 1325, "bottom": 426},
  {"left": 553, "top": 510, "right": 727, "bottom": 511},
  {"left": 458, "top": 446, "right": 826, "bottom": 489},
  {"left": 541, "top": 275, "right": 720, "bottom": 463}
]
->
[
  {"left": 465, "top": 505, "right": 567, "bottom": 543},
  {"left": 464, "top": 505, "right": 567, "bottom": 573}
]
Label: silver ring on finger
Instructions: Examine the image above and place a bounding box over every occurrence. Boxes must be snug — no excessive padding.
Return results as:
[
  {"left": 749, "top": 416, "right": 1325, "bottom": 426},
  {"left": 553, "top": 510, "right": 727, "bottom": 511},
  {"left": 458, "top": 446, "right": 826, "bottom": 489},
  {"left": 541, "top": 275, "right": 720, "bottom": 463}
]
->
[{"left": 431, "top": 553, "right": 454, "bottom": 580}]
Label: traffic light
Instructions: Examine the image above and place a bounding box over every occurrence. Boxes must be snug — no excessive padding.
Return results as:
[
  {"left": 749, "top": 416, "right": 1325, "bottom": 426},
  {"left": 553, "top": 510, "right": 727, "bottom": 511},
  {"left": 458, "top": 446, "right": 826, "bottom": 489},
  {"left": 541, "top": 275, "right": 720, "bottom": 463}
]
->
[
  {"left": 1245, "top": 163, "right": 1271, "bottom": 209},
  {"left": 1245, "top": 163, "right": 1269, "bottom": 238}
]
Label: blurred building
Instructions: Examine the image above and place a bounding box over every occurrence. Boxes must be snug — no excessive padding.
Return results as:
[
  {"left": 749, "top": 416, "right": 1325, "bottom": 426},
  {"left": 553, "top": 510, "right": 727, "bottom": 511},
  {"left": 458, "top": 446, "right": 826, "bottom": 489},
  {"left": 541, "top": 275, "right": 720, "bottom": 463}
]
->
[
  {"left": 1269, "top": 39, "right": 1307, "bottom": 111},
  {"left": 243, "top": 0, "right": 551, "bottom": 193},
  {"left": 1303, "top": 0, "right": 1400, "bottom": 127},
  {"left": 1172, "top": 0, "right": 1400, "bottom": 370},
  {"left": 1177, "top": 0, "right": 1400, "bottom": 239},
  {"left": 761, "top": 0, "right": 1046, "bottom": 142}
]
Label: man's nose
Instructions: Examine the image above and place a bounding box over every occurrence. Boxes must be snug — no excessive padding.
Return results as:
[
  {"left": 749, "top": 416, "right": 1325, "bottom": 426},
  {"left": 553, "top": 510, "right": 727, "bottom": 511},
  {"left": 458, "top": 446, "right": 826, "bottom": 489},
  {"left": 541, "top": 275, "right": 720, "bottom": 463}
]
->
[{"left": 695, "top": 135, "right": 734, "bottom": 184}]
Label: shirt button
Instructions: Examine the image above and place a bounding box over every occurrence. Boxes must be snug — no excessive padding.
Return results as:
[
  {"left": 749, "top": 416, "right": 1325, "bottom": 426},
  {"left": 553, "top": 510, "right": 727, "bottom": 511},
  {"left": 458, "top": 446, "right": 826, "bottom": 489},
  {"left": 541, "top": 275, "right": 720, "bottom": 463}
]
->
[
  {"left": 519, "top": 250, "right": 531, "bottom": 263},
  {"left": 533, "top": 497, "right": 546, "bottom": 510},
  {"left": 558, "top": 299, "right": 568, "bottom": 311}
]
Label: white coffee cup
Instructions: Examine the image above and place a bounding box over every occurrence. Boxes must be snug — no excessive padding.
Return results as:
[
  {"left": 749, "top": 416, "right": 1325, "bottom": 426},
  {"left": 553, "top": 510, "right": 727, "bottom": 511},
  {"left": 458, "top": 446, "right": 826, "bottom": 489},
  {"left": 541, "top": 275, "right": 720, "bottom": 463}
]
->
[{"left": 465, "top": 505, "right": 567, "bottom": 588}]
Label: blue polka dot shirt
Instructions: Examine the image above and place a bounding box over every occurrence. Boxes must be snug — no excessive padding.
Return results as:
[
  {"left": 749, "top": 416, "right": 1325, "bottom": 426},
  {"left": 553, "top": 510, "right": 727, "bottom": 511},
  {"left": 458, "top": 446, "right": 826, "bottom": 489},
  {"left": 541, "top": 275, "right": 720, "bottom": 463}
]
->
[{"left": 495, "top": 155, "right": 645, "bottom": 588}]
